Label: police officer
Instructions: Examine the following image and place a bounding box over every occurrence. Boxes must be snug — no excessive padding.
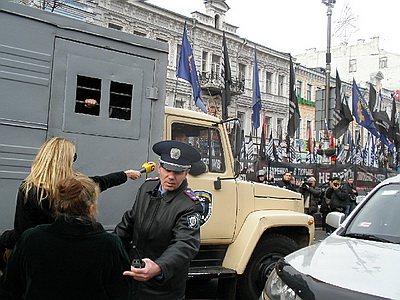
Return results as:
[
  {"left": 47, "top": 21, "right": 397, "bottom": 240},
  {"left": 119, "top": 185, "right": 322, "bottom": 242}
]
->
[{"left": 115, "top": 140, "right": 203, "bottom": 300}]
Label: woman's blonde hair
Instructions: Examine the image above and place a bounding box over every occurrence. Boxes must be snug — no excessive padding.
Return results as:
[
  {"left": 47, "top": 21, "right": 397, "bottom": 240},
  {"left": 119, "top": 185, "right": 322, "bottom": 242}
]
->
[
  {"left": 56, "top": 175, "right": 99, "bottom": 217},
  {"left": 22, "top": 137, "right": 80, "bottom": 206}
]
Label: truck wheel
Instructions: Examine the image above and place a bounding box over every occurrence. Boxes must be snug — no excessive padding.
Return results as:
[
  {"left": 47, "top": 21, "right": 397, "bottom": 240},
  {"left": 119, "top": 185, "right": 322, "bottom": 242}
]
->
[{"left": 236, "top": 234, "right": 300, "bottom": 300}]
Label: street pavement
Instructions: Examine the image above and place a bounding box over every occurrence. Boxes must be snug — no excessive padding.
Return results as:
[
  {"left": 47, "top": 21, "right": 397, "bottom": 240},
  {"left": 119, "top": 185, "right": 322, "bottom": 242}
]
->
[{"left": 186, "top": 227, "right": 330, "bottom": 300}]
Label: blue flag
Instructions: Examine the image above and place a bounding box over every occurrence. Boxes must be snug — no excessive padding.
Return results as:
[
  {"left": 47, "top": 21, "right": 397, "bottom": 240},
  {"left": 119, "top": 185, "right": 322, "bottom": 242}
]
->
[
  {"left": 352, "top": 79, "right": 380, "bottom": 137},
  {"left": 176, "top": 24, "right": 207, "bottom": 113},
  {"left": 352, "top": 79, "right": 394, "bottom": 149},
  {"left": 252, "top": 47, "right": 261, "bottom": 128}
]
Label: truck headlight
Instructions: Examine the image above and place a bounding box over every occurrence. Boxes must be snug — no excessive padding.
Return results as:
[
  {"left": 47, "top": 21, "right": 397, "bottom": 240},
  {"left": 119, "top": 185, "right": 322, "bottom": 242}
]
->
[{"left": 264, "top": 268, "right": 301, "bottom": 300}]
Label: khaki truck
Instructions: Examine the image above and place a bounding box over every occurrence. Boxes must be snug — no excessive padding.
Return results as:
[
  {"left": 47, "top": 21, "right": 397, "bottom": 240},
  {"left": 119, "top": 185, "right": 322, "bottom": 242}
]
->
[
  {"left": 0, "top": 2, "right": 314, "bottom": 299},
  {"left": 165, "top": 107, "right": 314, "bottom": 299}
]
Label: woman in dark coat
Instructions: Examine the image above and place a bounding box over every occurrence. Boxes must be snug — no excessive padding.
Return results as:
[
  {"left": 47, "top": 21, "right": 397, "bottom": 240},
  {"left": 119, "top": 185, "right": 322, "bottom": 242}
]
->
[
  {"left": 1, "top": 176, "right": 132, "bottom": 300},
  {"left": 300, "top": 177, "right": 320, "bottom": 215},
  {"left": 0, "top": 137, "right": 140, "bottom": 269}
]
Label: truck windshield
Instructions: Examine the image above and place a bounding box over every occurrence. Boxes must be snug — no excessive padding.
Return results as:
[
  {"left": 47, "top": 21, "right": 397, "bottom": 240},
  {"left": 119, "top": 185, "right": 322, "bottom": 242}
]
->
[
  {"left": 345, "top": 183, "right": 400, "bottom": 244},
  {"left": 172, "top": 123, "right": 225, "bottom": 173}
]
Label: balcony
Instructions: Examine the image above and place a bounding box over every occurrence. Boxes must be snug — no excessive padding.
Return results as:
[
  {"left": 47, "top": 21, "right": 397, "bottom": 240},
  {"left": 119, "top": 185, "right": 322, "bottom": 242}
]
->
[{"left": 199, "top": 71, "right": 245, "bottom": 96}]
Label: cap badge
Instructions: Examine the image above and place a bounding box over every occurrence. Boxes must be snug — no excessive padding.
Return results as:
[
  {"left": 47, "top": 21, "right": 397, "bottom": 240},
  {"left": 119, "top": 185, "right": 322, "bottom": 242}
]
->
[{"left": 170, "top": 148, "right": 181, "bottom": 160}]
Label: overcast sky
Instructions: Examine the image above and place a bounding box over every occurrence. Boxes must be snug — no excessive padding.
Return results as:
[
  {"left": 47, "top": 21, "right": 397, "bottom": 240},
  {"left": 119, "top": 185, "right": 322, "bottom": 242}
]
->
[{"left": 147, "top": 0, "right": 400, "bottom": 55}]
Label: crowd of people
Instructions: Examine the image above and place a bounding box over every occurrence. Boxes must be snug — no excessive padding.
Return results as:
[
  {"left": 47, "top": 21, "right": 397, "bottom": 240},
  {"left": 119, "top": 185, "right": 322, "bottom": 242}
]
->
[
  {"left": 255, "top": 169, "right": 359, "bottom": 233},
  {"left": 0, "top": 137, "right": 203, "bottom": 300},
  {"left": 0, "top": 134, "right": 360, "bottom": 299}
]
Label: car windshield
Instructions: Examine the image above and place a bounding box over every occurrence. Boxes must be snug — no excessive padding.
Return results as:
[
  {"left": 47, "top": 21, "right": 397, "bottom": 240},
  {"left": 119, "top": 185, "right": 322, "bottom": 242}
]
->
[{"left": 345, "top": 183, "right": 400, "bottom": 244}]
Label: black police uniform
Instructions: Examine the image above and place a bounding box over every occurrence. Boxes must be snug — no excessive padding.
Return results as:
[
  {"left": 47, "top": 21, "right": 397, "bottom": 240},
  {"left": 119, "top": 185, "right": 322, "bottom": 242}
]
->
[{"left": 114, "top": 141, "right": 203, "bottom": 300}]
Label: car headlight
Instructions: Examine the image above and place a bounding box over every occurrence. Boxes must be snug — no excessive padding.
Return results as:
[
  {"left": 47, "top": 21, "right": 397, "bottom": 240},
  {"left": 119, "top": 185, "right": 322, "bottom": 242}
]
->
[{"left": 264, "top": 268, "right": 302, "bottom": 300}]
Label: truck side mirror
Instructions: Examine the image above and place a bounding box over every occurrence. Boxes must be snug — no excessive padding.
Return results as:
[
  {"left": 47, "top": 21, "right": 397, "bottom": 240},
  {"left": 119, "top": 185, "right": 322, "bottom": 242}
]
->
[
  {"left": 234, "top": 159, "right": 241, "bottom": 177},
  {"left": 231, "top": 122, "right": 243, "bottom": 159}
]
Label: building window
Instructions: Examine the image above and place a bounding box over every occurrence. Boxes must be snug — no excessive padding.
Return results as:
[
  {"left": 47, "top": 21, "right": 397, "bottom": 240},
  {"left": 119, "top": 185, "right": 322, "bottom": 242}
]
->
[
  {"left": 133, "top": 30, "right": 146, "bottom": 37},
  {"left": 174, "top": 98, "right": 185, "bottom": 109},
  {"left": 349, "top": 59, "right": 357, "bottom": 72},
  {"left": 266, "top": 117, "right": 272, "bottom": 137},
  {"left": 211, "top": 54, "right": 221, "bottom": 80},
  {"left": 278, "top": 75, "right": 284, "bottom": 96},
  {"left": 307, "top": 84, "right": 312, "bottom": 101},
  {"left": 176, "top": 44, "right": 182, "bottom": 70},
  {"left": 108, "top": 23, "right": 122, "bottom": 31},
  {"left": 237, "top": 112, "right": 244, "bottom": 127},
  {"left": 238, "top": 63, "right": 246, "bottom": 83},
  {"left": 379, "top": 57, "right": 388, "bottom": 69},
  {"left": 202, "top": 51, "right": 208, "bottom": 77},
  {"left": 315, "top": 86, "right": 322, "bottom": 101},
  {"left": 265, "top": 71, "right": 273, "bottom": 94},
  {"left": 296, "top": 80, "right": 303, "bottom": 98},
  {"left": 277, "top": 118, "right": 283, "bottom": 140},
  {"left": 215, "top": 14, "right": 220, "bottom": 29}
]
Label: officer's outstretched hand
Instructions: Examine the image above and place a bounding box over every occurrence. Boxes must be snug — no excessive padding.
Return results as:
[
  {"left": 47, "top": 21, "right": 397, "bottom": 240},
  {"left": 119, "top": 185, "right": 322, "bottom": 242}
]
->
[{"left": 123, "top": 258, "right": 161, "bottom": 281}]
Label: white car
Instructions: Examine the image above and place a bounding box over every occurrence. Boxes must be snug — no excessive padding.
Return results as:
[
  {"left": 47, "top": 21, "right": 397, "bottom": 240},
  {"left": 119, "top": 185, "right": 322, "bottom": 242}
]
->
[{"left": 260, "top": 174, "right": 400, "bottom": 300}]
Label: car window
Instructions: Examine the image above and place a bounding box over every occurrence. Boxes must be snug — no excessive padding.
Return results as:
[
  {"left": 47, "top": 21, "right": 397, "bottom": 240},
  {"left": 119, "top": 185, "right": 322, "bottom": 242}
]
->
[{"left": 345, "top": 183, "right": 400, "bottom": 244}]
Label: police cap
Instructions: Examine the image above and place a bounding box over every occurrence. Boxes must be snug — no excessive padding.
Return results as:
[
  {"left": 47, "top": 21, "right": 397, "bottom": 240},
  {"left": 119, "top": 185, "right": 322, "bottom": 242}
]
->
[{"left": 152, "top": 140, "right": 201, "bottom": 172}]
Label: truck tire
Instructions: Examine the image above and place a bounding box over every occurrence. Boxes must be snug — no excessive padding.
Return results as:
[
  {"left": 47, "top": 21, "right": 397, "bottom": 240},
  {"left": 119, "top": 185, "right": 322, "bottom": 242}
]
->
[{"left": 236, "top": 234, "right": 300, "bottom": 300}]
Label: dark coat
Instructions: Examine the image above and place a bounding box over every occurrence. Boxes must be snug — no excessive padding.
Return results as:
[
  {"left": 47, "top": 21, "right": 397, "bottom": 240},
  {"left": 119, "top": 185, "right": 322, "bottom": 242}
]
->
[
  {"left": 301, "top": 186, "right": 320, "bottom": 214},
  {"left": 277, "top": 179, "right": 298, "bottom": 192},
  {"left": 0, "top": 172, "right": 127, "bottom": 249},
  {"left": 327, "top": 186, "right": 349, "bottom": 212},
  {"left": 1, "top": 216, "right": 132, "bottom": 300},
  {"left": 342, "top": 182, "right": 358, "bottom": 202},
  {"left": 114, "top": 178, "right": 202, "bottom": 300}
]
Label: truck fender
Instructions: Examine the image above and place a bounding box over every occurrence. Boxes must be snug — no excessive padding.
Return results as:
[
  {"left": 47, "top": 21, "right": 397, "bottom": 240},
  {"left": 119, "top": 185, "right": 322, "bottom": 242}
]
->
[{"left": 222, "top": 210, "right": 314, "bottom": 274}]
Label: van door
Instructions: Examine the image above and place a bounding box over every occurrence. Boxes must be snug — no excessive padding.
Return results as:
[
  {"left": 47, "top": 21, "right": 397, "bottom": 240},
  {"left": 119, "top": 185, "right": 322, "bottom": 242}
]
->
[{"left": 48, "top": 38, "right": 160, "bottom": 229}]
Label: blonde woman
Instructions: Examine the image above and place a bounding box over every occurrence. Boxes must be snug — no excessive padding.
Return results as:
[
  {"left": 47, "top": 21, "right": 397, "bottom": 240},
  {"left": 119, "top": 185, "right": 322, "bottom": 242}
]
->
[
  {"left": 0, "top": 137, "right": 140, "bottom": 251},
  {"left": 1, "top": 176, "right": 132, "bottom": 299}
]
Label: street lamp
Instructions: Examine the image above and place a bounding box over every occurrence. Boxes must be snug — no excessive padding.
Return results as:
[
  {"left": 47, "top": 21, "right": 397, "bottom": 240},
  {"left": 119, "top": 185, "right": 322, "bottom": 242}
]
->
[{"left": 321, "top": 0, "right": 336, "bottom": 162}]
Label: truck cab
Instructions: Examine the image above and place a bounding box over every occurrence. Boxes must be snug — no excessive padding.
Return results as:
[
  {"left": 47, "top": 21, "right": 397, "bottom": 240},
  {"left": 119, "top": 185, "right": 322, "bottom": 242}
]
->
[{"left": 165, "top": 107, "right": 314, "bottom": 299}]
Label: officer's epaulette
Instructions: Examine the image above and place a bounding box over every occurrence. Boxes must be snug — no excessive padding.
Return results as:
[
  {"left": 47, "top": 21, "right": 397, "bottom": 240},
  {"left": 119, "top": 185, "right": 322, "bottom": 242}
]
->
[
  {"left": 145, "top": 177, "right": 159, "bottom": 181},
  {"left": 184, "top": 189, "right": 200, "bottom": 201}
]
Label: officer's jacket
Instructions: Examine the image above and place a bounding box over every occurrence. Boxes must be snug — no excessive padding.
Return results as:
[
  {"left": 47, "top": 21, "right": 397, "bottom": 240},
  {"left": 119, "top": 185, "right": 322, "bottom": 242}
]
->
[{"left": 114, "top": 178, "right": 202, "bottom": 300}]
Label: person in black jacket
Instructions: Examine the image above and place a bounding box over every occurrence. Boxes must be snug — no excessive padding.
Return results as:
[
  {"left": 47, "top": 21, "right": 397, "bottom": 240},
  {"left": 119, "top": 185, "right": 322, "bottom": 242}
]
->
[
  {"left": 115, "top": 140, "right": 203, "bottom": 300},
  {"left": 326, "top": 177, "right": 349, "bottom": 213},
  {"left": 342, "top": 177, "right": 358, "bottom": 217},
  {"left": 300, "top": 177, "right": 320, "bottom": 215},
  {"left": 0, "top": 137, "right": 140, "bottom": 271},
  {"left": 1, "top": 175, "right": 132, "bottom": 300},
  {"left": 277, "top": 172, "right": 298, "bottom": 192}
]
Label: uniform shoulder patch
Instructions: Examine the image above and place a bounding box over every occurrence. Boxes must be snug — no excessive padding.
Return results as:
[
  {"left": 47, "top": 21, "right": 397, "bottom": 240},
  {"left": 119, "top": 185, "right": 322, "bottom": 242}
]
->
[
  {"left": 145, "top": 177, "right": 159, "bottom": 181},
  {"left": 184, "top": 189, "right": 200, "bottom": 201},
  {"left": 187, "top": 213, "right": 200, "bottom": 229}
]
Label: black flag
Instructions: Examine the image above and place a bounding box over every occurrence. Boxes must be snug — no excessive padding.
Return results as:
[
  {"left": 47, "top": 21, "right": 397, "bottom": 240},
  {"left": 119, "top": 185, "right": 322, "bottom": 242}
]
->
[
  {"left": 221, "top": 32, "right": 232, "bottom": 120},
  {"left": 332, "top": 70, "right": 352, "bottom": 138},
  {"left": 287, "top": 56, "right": 300, "bottom": 138},
  {"left": 389, "top": 92, "right": 400, "bottom": 146},
  {"left": 369, "top": 83, "right": 391, "bottom": 139}
]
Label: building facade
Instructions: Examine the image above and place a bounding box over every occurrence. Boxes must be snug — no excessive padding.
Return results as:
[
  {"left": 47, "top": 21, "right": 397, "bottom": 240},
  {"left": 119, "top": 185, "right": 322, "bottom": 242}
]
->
[
  {"left": 23, "top": 0, "right": 398, "bottom": 165},
  {"left": 295, "top": 37, "right": 400, "bottom": 91}
]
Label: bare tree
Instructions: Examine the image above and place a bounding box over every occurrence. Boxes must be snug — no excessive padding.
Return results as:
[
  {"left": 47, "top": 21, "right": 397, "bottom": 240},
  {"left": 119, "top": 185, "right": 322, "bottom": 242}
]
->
[
  {"left": 333, "top": 1, "right": 359, "bottom": 46},
  {"left": 20, "top": 0, "right": 71, "bottom": 12}
]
